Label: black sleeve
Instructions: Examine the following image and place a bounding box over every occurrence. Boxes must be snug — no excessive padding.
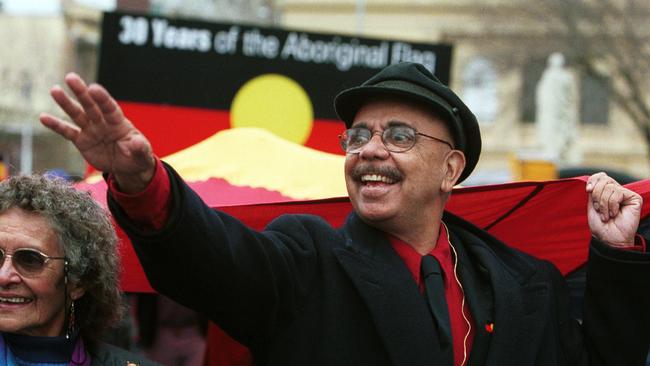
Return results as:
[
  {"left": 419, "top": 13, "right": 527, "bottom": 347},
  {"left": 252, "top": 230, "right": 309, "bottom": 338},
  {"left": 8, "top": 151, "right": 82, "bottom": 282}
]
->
[
  {"left": 546, "top": 237, "right": 649, "bottom": 366},
  {"left": 580, "top": 238, "right": 650, "bottom": 365},
  {"left": 107, "top": 162, "right": 322, "bottom": 347}
]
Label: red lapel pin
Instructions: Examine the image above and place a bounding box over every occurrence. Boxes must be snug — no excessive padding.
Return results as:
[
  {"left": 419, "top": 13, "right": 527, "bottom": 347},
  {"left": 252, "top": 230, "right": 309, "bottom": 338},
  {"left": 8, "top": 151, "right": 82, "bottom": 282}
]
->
[{"left": 485, "top": 322, "right": 494, "bottom": 333}]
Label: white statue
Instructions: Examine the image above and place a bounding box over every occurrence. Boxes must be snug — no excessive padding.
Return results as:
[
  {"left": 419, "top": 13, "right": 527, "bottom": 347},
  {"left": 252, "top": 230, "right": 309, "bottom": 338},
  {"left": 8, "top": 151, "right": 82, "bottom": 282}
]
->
[{"left": 535, "top": 52, "right": 582, "bottom": 166}]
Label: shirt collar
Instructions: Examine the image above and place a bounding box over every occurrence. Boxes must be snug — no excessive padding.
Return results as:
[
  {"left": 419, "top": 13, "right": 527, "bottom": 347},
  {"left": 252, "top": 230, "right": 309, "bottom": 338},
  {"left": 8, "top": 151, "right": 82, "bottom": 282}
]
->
[{"left": 389, "top": 223, "right": 453, "bottom": 289}]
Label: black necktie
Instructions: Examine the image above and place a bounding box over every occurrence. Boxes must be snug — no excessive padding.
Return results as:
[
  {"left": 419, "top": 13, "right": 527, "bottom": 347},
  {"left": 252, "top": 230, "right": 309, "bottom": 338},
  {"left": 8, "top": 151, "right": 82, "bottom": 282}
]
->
[{"left": 421, "top": 255, "right": 453, "bottom": 351}]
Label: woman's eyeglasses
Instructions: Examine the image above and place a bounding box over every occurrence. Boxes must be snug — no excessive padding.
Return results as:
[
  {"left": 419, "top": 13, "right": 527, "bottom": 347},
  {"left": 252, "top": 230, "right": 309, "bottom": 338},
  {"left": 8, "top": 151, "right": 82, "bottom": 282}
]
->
[{"left": 0, "top": 248, "right": 67, "bottom": 277}]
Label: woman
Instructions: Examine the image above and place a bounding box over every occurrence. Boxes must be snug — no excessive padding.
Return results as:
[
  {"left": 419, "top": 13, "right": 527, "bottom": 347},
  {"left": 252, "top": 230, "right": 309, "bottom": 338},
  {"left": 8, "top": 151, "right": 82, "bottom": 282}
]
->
[{"left": 0, "top": 175, "right": 158, "bottom": 365}]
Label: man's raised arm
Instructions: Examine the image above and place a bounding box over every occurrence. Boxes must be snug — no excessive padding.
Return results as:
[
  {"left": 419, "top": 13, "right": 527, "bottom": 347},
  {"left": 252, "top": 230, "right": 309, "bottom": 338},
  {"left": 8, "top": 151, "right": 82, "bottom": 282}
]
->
[{"left": 39, "top": 73, "right": 156, "bottom": 193}]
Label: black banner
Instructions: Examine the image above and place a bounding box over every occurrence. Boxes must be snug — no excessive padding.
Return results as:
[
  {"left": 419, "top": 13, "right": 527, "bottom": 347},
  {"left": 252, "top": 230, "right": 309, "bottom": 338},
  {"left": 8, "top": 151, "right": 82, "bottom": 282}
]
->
[{"left": 98, "top": 11, "right": 452, "bottom": 121}]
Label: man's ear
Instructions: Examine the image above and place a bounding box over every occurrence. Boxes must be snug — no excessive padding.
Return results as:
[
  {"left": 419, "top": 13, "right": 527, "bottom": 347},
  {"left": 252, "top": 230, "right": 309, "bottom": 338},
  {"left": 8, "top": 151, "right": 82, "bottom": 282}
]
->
[{"left": 441, "top": 150, "right": 466, "bottom": 193}]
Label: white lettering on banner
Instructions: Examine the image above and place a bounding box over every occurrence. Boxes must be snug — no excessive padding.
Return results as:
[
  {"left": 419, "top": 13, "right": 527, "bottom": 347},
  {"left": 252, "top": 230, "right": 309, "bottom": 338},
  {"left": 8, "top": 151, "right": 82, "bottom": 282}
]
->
[
  {"left": 391, "top": 42, "right": 436, "bottom": 74},
  {"left": 281, "top": 32, "right": 389, "bottom": 71},
  {"left": 114, "top": 17, "right": 441, "bottom": 74},
  {"left": 118, "top": 15, "right": 149, "bottom": 46},
  {"left": 214, "top": 26, "right": 240, "bottom": 54},
  {"left": 151, "top": 19, "right": 212, "bottom": 52},
  {"left": 242, "top": 29, "right": 280, "bottom": 59}
]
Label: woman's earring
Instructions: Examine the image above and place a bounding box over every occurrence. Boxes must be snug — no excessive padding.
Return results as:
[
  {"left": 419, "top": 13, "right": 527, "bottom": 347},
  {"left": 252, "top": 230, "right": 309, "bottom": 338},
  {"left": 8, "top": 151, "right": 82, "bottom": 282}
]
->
[{"left": 66, "top": 300, "right": 75, "bottom": 339}]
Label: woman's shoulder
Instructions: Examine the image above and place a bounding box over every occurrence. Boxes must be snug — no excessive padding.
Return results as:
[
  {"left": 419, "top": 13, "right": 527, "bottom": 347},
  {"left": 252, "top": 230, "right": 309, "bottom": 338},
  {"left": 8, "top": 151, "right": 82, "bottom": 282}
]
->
[{"left": 91, "top": 342, "right": 161, "bottom": 366}]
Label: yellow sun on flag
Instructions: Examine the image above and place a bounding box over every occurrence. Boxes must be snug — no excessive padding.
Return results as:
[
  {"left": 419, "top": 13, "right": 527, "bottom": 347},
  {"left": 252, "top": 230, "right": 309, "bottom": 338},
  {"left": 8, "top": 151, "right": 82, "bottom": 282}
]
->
[{"left": 230, "top": 74, "right": 314, "bottom": 145}]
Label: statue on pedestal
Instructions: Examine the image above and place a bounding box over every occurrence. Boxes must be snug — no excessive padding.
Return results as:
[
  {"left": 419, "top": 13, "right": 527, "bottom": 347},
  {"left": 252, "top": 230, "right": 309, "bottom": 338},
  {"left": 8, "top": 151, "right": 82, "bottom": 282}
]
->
[{"left": 535, "top": 52, "right": 582, "bottom": 166}]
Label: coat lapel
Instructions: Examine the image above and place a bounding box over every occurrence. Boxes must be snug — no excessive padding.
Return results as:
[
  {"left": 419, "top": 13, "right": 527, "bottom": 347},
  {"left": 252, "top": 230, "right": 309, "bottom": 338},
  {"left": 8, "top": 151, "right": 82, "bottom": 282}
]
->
[
  {"left": 449, "top": 228, "right": 493, "bottom": 366},
  {"left": 333, "top": 213, "right": 448, "bottom": 366},
  {"left": 446, "top": 212, "right": 550, "bottom": 366},
  {"left": 334, "top": 212, "right": 552, "bottom": 366},
  {"left": 486, "top": 278, "right": 549, "bottom": 365}
]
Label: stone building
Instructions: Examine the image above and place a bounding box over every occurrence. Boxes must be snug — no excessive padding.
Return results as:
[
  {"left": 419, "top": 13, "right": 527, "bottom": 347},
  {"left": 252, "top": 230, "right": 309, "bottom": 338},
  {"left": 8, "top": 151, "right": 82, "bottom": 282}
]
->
[{"left": 0, "top": 7, "right": 82, "bottom": 177}]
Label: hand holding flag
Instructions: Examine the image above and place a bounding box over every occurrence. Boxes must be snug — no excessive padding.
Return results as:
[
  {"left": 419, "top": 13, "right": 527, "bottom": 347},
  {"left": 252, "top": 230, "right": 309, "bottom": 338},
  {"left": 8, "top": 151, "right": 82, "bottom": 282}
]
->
[{"left": 586, "top": 172, "right": 642, "bottom": 248}]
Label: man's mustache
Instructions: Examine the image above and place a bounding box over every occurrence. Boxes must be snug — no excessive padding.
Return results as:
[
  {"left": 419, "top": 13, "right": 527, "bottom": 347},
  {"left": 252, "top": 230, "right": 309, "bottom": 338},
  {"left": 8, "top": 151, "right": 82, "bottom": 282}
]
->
[{"left": 351, "top": 165, "right": 403, "bottom": 181}]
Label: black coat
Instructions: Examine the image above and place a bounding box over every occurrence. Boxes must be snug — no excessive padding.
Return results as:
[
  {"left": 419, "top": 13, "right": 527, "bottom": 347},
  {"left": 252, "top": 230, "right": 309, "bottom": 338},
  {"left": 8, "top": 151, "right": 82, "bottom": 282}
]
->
[
  {"left": 92, "top": 342, "right": 160, "bottom": 366},
  {"left": 109, "top": 164, "right": 650, "bottom": 366}
]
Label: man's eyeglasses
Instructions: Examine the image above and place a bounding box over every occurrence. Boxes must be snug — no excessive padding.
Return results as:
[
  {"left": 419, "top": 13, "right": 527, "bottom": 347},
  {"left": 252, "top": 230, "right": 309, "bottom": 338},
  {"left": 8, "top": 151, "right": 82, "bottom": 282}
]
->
[
  {"left": 338, "top": 125, "right": 454, "bottom": 154},
  {"left": 0, "top": 248, "right": 67, "bottom": 277}
]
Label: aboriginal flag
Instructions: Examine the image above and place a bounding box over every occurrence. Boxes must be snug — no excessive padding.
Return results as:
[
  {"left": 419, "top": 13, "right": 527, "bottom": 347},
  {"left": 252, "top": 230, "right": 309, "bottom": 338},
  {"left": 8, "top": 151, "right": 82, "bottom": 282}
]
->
[{"left": 98, "top": 11, "right": 452, "bottom": 159}]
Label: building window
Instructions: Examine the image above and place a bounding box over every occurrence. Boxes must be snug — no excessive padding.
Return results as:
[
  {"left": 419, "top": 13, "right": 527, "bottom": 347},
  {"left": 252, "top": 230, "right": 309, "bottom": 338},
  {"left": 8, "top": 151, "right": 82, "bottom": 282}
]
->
[
  {"left": 462, "top": 57, "right": 498, "bottom": 123},
  {"left": 520, "top": 58, "right": 546, "bottom": 123},
  {"left": 580, "top": 72, "right": 609, "bottom": 125},
  {"left": 520, "top": 57, "right": 609, "bottom": 125}
]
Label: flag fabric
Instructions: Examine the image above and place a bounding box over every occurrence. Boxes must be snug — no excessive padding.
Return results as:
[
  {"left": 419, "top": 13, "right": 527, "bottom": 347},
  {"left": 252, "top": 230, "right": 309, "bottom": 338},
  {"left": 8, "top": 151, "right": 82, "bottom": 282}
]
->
[{"left": 77, "top": 170, "right": 650, "bottom": 293}]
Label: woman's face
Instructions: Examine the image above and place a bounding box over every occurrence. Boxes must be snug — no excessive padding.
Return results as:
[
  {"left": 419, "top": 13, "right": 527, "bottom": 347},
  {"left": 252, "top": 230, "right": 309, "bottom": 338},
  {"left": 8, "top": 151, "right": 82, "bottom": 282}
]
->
[{"left": 0, "top": 208, "right": 79, "bottom": 337}]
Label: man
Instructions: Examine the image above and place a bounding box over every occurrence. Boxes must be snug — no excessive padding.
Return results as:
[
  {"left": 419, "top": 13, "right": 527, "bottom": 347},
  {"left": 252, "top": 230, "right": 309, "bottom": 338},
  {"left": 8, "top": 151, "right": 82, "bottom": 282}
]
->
[{"left": 40, "top": 62, "right": 649, "bottom": 365}]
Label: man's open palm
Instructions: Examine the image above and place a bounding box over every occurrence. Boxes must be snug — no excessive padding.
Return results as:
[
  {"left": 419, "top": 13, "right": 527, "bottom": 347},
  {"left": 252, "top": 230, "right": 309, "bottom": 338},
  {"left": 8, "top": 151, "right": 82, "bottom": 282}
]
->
[{"left": 40, "top": 73, "right": 155, "bottom": 192}]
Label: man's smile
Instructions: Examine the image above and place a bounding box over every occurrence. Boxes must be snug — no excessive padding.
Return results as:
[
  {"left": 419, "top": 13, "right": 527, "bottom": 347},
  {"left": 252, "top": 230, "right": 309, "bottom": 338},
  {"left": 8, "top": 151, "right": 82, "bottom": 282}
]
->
[
  {"left": 360, "top": 174, "right": 397, "bottom": 184},
  {"left": 352, "top": 165, "right": 403, "bottom": 185}
]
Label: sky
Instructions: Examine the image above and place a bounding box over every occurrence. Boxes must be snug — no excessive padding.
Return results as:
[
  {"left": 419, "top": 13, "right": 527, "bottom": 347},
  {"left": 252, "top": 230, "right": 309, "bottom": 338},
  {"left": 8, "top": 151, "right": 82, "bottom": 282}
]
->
[{"left": 1, "top": 0, "right": 115, "bottom": 15}]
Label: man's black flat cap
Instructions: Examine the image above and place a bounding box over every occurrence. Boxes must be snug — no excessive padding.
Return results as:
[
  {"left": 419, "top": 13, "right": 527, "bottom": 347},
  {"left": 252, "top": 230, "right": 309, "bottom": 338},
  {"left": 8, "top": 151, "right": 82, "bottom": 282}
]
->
[{"left": 334, "top": 62, "right": 481, "bottom": 183}]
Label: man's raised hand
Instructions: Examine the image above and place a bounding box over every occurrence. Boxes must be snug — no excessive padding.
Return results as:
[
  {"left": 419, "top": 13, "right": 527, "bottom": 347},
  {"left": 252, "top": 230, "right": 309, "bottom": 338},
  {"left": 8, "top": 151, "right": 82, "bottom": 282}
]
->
[{"left": 40, "top": 73, "right": 155, "bottom": 193}]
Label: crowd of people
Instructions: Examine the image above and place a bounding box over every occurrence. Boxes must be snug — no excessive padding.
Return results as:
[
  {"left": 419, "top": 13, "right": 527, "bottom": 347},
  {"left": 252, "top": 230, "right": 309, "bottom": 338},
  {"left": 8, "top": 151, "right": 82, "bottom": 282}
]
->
[{"left": 0, "top": 62, "right": 647, "bottom": 365}]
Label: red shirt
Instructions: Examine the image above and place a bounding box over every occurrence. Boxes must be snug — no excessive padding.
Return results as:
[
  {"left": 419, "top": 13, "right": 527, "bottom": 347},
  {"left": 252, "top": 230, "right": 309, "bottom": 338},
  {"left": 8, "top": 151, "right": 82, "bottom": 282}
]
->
[
  {"left": 109, "top": 158, "right": 171, "bottom": 230},
  {"left": 390, "top": 225, "right": 474, "bottom": 366}
]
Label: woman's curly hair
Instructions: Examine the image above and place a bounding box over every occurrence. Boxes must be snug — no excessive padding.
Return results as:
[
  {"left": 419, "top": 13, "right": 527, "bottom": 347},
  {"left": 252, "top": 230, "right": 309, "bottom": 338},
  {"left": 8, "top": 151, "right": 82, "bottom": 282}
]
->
[{"left": 0, "top": 174, "right": 123, "bottom": 346}]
